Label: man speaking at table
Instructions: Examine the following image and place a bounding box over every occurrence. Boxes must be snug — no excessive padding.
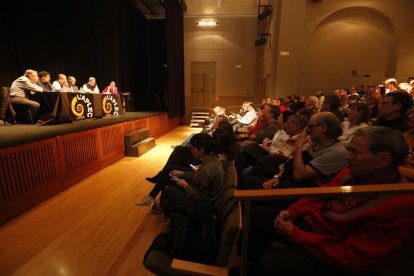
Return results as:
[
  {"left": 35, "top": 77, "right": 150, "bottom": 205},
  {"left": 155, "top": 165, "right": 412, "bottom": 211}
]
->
[{"left": 9, "top": 69, "right": 43, "bottom": 123}]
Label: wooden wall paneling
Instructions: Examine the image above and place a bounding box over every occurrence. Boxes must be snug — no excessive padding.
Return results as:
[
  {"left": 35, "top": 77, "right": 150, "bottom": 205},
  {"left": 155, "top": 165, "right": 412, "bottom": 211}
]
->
[
  {"left": 134, "top": 118, "right": 148, "bottom": 132},
  {"left": 147, "top": 116, "right": 159, "bottom": 137},
  {"left": 58, "top": 130, "right": 101, "bottom": 190},
  {"left": 0, "top": 138, "right": 61, "bottom": 225},
  {"left": 98, "top": 124, "right": 125, "bottom": 169},
  {"left": 123, "top": 121, "right": 134, "bottom": 135}
]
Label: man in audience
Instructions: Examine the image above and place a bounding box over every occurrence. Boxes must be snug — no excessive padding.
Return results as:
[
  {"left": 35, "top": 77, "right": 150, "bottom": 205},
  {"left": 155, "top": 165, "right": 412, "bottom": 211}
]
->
[
  {"left": 52, "top": 74, "right": 69, "bottom": 92},
  {"left": 260, "top": 112, "right": 347, "bottom": 190},
  {"left": 384, "top": 78, "right": 398, "bottom": 93},
  {"left": 374, "top": 90, "right": 411, "bottom": 132},
  {"left": 36, "top": 71, "right": 53, "bottom": 92},
  {"left": 248, "top": 126, "right": 414, "bottom": 275},
  {"left": 232, "top": 102, "right": 257, "bottom": 131},
  {"left": 238, "top": 104, "right": 280, "bottom": 149},
  {"left": 238, "top": 114, "right": 308, "bottom": 188},
  {"left": 9, "top": 69, "right": 43, "bottom": 123},
  {"left": 297, "top": 95, "right": 318, "bottom": 119}
]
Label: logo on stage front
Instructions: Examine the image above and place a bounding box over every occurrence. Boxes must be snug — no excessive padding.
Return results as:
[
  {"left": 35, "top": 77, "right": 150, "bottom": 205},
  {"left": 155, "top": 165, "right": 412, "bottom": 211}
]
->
[
  {"left": 103, "top": 95, "right": 119, "bottom": 117},
  {"left": 71, "top": 94, "right": 94, "bottom": 119}
]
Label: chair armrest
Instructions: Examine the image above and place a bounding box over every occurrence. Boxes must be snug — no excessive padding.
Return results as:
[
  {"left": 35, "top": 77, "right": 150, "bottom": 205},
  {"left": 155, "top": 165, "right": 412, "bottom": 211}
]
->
[
  {"left": 234, "top": 183, "right": 414, "bottom": 201},
  {"left": 171, "top": 259, "right": 227, "bottom": 276}
]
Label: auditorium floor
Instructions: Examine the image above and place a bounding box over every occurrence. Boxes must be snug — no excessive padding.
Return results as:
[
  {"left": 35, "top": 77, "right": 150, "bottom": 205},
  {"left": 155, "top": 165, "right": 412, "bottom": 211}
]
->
[{"left": 0, "top": 125, "right": 201, "bottom": 276}]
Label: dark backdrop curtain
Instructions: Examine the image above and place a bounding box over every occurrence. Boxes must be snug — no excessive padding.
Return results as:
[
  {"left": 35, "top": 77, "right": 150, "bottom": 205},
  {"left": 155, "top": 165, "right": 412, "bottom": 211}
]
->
[
  {"left": 0, "top": 0, "right": 165, "bottom": 112},
  {"left": 165, "top": 0, "right": 185, "bottom": 118}
]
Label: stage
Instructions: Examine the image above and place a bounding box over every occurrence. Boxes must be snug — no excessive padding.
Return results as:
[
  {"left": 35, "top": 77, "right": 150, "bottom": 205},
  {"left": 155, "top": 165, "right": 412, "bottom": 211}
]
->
[
  {"left": 0, "top": 111, "right": 182, "bottom": 225},
  {"left": 0, "top": 111, "right": 166, "bottom": 149}
]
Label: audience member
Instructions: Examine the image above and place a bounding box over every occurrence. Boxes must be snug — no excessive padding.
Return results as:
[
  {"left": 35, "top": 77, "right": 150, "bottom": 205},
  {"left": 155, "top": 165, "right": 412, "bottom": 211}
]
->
[
  {"left": 374, "top": 90, "right": 411, "bottom": 132},
  {"left": 261, "top": 112, "right": 347, "bottom": 190},
  {"left": 384, "top": 78, "right": 398, "bottom": 93},
  {"left": 239, "top": 114, "right": 309, "bottom": 189},
  {"left": 232, "top": 102, "right": 257, "bottom": 131},
  {"left": 338, "top": 102, "right": 370, "bottom": 143},
  {"left": 238, "top": 105, "right": 280, "bottom": 148},
  {"left": 320, "top": 94, "right": 344, "bottom": 122},
  {"left": 297, "top": 96, "right": 318, "bottom": 120},
  {"left": 36, "top": 71, "right": 52, "bottom": 92}
]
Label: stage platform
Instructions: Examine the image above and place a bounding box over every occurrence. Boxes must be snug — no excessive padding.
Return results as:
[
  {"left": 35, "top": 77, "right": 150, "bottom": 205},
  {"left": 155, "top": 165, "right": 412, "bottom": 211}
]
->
[
  {"left": 0, "top": 111, "right": 166, "bottom": 149},
  {"left": 0, "top": 111, "right": 182, "bottom": 225}
]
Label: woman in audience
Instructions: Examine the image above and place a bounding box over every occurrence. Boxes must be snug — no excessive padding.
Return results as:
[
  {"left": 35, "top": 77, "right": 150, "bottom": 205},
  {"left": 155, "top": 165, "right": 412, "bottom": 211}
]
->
[
  {"left": 321, "top": 94, "right": 344, "bottom": 122},
  {"left": 159, "top": 132, "right": 232, "bottom": 216},
  {"left": 364, "top": 93, "right": 380, "bottom": 118},
  {"left": 338, "top": 102, "right": 370, "bottom": 143},
  {"left": 136, "top": 126, "right": 236, "bottom": 213}
]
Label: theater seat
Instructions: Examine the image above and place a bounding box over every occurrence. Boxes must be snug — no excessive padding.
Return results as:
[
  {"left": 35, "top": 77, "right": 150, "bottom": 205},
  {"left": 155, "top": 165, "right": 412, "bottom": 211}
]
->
[{"left": 144, "top": 164, "right": 241, "bottom": 276}]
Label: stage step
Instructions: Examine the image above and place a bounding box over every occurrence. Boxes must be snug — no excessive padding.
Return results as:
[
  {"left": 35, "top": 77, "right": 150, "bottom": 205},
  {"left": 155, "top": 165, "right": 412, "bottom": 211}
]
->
[
  {"left": 124, "top": 128, "right": 149, "bottom": 147},
  {"left": 124, "top": 128, "right": 155, "bottom": 157},
  {"left": 190, "top": 112, "right": 209, "bottom": 128},
  {"left": 126, "top": 138, "right": 156, "bottom": 157}
]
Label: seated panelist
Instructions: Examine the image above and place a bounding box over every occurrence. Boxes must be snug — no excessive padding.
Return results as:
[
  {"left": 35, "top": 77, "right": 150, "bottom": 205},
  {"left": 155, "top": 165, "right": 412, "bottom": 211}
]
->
[
  {"left": 81, "top": 77, "right": 99, "bottom": 93},
  {"left": 102, "top": 81, "right": 118, "bottom": 94},
  {"left": 9, "top": 69, "right": 43, "bottom": 123},
  {"left": 52, "top": 74, "right": 70, "bottom": 92}
]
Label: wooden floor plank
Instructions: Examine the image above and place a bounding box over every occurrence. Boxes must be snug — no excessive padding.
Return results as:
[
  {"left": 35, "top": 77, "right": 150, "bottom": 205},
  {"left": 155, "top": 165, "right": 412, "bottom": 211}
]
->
[{"left": 0, "top": 126, "right": 200, "bottom": 276}]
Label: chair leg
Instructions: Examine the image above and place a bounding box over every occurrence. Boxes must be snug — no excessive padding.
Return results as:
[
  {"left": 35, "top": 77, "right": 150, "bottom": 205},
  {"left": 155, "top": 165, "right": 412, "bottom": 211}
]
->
[{"left": 27, "top": 109, "right": 34, "bottom": 124}]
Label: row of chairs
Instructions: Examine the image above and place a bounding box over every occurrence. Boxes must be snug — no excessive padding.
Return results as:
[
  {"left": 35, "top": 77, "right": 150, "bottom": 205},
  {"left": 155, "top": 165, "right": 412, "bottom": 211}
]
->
[{"left": 144, "top": 165, "right": 414, "bottom": 276}]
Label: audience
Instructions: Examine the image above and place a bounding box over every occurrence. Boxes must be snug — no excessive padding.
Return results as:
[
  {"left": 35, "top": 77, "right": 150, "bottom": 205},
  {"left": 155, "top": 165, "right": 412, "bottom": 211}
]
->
[{"left": 248, "top": 126, "right": 413, "bottom": 275}]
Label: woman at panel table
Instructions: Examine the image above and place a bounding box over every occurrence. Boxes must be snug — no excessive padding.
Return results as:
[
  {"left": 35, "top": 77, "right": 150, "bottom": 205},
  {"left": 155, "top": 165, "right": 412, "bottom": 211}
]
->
[
  {"left": 102, "top": 81, "right": 118, "bottom": 95},
  {"left": 81, "top": 77, "right": 99, "bottom": 93}
]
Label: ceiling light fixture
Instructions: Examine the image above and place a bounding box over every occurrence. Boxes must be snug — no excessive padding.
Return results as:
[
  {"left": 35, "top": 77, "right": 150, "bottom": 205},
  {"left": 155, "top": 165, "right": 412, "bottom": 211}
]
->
[{"left": 196, "top": 21, "right": 219, "bottom": 27}]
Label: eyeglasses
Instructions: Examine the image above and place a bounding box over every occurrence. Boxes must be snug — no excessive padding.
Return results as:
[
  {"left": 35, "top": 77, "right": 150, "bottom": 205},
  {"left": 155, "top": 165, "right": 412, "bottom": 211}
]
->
[
  {"left": 307, "top": 123, "right": 322, "bottom": 129},
  {"left": 381, "top": 100, "right": 394, "bottom": 105}
]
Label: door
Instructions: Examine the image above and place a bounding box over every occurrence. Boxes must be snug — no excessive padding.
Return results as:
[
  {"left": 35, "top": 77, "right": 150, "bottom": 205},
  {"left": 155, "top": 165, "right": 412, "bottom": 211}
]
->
[{"left": 191, "top": 62, "right": 216, "bottom": 108}]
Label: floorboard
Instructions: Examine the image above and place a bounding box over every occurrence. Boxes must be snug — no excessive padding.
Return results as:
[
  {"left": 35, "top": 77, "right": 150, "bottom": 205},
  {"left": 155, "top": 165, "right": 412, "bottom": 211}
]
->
[{"left": 0, "top": 125, "right": 201, "bottom": 276}]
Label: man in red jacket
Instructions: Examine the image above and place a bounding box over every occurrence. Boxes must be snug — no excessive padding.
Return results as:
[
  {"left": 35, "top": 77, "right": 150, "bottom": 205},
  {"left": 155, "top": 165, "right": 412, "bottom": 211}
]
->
[{"left": 249, "top": 126, "right": 414, "bottom": 275}]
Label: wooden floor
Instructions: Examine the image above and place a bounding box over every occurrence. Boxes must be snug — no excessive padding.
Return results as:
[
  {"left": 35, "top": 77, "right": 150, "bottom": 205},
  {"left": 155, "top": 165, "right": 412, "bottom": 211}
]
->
[{"left": 0, "top": 125, "right": 200, "bottom": 276}]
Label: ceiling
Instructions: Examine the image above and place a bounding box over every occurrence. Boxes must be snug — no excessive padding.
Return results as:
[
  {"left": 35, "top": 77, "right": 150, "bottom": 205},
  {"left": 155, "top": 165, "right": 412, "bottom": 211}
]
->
[{"left": 130, "top": 0, "right": 260, "bottom": 19}]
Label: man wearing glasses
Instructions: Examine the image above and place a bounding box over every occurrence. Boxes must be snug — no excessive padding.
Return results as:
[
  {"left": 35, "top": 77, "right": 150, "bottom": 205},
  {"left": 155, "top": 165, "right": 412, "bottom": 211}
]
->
[{"left": 375, "top": 90, "right": 411, "bottom": 132}]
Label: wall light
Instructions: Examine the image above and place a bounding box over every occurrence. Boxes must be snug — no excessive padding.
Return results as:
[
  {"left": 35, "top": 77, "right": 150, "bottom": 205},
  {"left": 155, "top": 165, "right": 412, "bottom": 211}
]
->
[{"left": 196, "top": 21, "right": 219, "bottom": 27}]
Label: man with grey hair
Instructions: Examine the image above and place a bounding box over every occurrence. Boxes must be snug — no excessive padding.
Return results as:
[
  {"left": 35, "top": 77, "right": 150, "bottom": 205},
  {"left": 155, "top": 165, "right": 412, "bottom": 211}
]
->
[
  {"left": 250, "top": 126, "right": 414, "bottom": 275},
  {"left": 9, "top": 69, "right": 43, "bottom": 123},
  {"left": 263, "top": 112, "right": 347, "bottom": 189},
  {"left": 297, "top": 95, "right": 319, "bottom": 119}
]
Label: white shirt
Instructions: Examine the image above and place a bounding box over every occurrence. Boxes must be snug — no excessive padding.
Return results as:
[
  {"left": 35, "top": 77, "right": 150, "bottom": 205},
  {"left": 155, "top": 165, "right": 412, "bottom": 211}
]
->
[{"left": 237, "top": 109, "right": 257, "bottom": 125}]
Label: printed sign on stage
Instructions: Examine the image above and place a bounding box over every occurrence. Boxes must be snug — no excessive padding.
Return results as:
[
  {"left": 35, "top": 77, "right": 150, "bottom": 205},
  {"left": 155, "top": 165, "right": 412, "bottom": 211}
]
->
[
  {"left": 68, "top": 93, "right": 95, "bottom": 120},
  {"left": 102, "top": 95, "right": 120, "bottom": 117}
]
